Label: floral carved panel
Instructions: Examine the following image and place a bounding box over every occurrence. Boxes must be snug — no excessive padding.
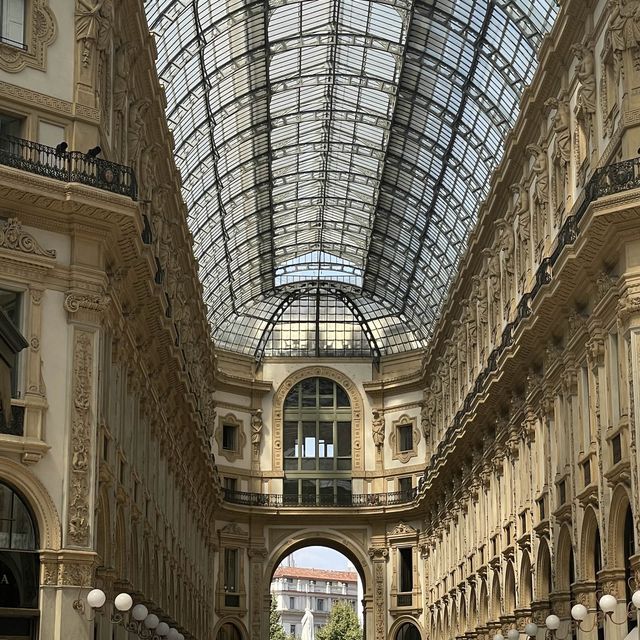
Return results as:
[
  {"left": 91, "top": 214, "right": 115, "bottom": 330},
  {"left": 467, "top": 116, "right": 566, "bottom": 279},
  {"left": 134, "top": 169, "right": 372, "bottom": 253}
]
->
[{"left": 66, "top": 329, "right": 94, "bottom": 547}]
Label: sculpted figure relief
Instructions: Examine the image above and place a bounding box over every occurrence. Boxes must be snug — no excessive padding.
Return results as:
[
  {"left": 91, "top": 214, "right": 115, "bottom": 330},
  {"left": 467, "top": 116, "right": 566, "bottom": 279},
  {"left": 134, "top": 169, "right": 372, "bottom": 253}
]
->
[
  {"left": 526, "top": 145, "right": 549, "bottom": 212},
  {"left": 497, "top": 219, "right": 515, "bottom": 317},
  {"left": 526, "top": 144, "right": 549, "bottom": 259},
  {"left": 471, "top": 275, "right": 488, "bottom": 361},
  {"left": 128, "top": 99, "right": 150, "bottom": 168},
  {"left": 76, "top": 0, "right": 113, "bottom": 67},
  {"left": 372, "top": 410, "right": 385, "bottom": 448},
  {"left": 545, "top": 97, "right": 572, "bottom": 165},
  {"left": 462, "top": 301, "right": 478, "bottom": 375},
  {"left": 251, "top": 410, "right": 263, "bottom": 446},
  {"left": 422, "top": 391, "right": 435, "bottom": 440},
  {"left": 512, "top": 183, "right": 530, "bottom": 280},
  {"left": 609, "top": 0, "right": 640, "bottom": 64},
  {"left": 571, "top": 43, "right": 597, "bottom": 115}
]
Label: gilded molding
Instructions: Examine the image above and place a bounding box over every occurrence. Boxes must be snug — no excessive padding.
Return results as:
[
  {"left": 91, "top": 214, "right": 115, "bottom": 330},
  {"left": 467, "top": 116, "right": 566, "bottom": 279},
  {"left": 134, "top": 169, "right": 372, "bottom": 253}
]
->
[
  {"left": 67, "top": 329, "right": 94, "bottom": 547},
  {"left": 0, "top": 0, "right": 57, "bottom": 73},
  {"left": 0, "top": 217, "right": 56, "bottom": 258}
]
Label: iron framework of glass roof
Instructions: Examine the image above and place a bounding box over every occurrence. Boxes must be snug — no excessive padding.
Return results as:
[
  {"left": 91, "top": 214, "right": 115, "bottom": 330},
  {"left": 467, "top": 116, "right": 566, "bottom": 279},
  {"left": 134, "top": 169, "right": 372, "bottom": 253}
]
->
[{"left": 144, "top": 0, "right": 558, "bottom": 360}]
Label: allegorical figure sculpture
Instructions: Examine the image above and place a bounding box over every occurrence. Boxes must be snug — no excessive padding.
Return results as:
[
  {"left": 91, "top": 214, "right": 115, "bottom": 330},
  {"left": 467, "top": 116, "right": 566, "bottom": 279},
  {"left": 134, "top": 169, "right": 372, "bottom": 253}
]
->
[
  {"left": 372, "top": 409, "right": 385, "bottom": 447},
  {"left": 251, "top": 409, "right": 263, "bottom": 446}
]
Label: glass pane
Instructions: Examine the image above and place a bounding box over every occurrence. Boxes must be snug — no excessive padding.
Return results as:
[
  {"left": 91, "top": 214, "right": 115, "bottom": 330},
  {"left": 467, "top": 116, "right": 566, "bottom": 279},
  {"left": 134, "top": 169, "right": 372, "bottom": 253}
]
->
[
  {"left": 0, "top": 289, "right": 20, "bottom": 327},
  {"left": 0, "top": 485, "right": 11, "bottom": 519},
  {"left": 301, "top": 379, "right": 316, "bottom": 399},
  {"left": 284, "top": 421, "right": 298, "bottom": 458},
  {"left": 319, "top": 395, "right": 333, "bottom": 407},
  {"left": 301, "top": 480, "right": 316, "bottom": 505},
  {"left": 318, "top": 378, "right": 333, "bottom": 395},
  {"left": 318, "top": 422, "right": 333, "bottom": 458},
  {"left": 319, "top": 480, "right": 334, "bottom": 506},
  {"left": 336, "top": 479, "right": 352, "bottom": 505},
  {"left": 336, "top": 386, "right": 350, "bottom": 407},
  {"left": 399, "top": 425, "right": 413, "bottom": 451},
  {"left": 11, "top": 498, "right": 34, "bottom": 550},
  {"left": 284, "top": 386, "right": 299, "bottom": 408},
  {"left": 337, "top": 421, "right": 351, "bottom": 456},
  {"left": 337, "top": 458, "right": 352, "bottom": 471},
  {"left": 283, "top": 479, "right": 298, "bottom": 497},
  {"left": 302, "top": 422, "right": 316, "bottom": 458},
  {"left": 284, "top": 458, "right": 298, "bottom": 470}
]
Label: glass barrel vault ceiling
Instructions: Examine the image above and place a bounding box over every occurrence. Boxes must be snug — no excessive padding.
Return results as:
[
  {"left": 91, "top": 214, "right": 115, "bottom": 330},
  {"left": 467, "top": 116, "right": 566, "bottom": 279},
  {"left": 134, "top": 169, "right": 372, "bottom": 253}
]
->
[{"left": 144, "top": 0, "right": 558, "bottom": 360}]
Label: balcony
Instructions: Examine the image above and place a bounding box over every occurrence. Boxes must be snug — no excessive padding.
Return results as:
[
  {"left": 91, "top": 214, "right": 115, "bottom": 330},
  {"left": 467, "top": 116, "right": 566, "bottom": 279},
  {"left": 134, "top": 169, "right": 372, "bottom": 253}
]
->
[
  {"left": 223, "top": 487, "right": 417, "bottom": 508},
  {"left": 0, "top": 135, "right": 137, "bottom": 199}
]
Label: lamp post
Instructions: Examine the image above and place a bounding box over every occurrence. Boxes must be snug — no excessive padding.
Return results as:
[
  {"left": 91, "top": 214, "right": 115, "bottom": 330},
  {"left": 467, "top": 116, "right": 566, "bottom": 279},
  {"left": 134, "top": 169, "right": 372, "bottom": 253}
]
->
[
  {"left": 544, "top": 589, "right": 640, "bottom": 639},
  {"left": 493, "top": 622, "right": 540, "bottom": 640},
  {"left": 73, "top": 588, "right": 185, "bottom": 640}
]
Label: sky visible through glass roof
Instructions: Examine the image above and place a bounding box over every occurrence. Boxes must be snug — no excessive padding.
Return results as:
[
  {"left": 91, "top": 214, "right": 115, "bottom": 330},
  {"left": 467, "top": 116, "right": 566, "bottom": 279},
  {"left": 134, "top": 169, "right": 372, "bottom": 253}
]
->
[{"left": 144, "top": 0, "right": 558, "bottom": 359}]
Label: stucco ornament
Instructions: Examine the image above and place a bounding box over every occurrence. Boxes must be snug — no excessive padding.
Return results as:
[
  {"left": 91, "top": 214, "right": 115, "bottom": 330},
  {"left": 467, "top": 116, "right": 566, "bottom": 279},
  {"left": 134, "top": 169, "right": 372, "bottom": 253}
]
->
[
  {"left": 372, "top": 409, "right": 385, "bottom": 447},
  {"left": 0, "top": 0, "right": 57, "bottom": 73},
  {"left": 0, "top": 218, "right": 56, "bottom": 258},
  {"left": 251, "top": 409, "right": 263, "bottom": 446}
]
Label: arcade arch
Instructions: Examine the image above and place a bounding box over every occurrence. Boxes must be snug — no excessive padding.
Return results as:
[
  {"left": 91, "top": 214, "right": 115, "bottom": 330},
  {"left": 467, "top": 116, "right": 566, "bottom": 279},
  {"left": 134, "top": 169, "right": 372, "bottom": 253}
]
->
[{"left": 262, "top": 529, "right": 373, "bottom": 637}]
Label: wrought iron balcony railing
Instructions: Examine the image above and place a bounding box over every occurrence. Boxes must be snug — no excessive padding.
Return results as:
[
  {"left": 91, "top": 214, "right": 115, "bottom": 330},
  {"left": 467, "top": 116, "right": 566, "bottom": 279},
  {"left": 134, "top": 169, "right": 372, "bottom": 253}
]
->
[
  {"left": 421, "top": 155, "right": 640, "bottom": 494},
  {"left": 223, "top": 488, "right": 417, "bottom": 508},
  {"left": 0, "top": 135, "right": 137, "bottom": 199}
]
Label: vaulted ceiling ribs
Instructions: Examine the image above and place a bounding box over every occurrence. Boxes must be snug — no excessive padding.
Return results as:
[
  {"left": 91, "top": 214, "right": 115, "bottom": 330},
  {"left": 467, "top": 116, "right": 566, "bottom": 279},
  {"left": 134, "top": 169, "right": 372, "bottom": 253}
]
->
[{"left": 144, "top": 0, "right": 558, "bottom": 358}]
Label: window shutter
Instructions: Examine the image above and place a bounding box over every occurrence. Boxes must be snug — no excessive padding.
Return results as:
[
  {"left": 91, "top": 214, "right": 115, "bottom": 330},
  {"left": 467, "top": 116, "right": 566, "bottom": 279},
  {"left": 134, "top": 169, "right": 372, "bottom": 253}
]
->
[{"left": 2, "top": 0, "right": 25, "bottom": 46}]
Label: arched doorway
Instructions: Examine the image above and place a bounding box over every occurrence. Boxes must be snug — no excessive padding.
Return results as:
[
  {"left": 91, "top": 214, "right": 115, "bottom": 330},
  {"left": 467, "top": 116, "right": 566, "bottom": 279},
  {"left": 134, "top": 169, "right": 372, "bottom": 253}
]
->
[
  {"left": 395, "top": 621, "right": 422, "bottom": 639},
  {"left": 264, "top": 531, "right": 372, "bottom": 640},
  {"left": 272, "top": 545, "right": 362, "bottom": 638},
  {"left": 0, "top": 480, "right": 40, "bottom": 638}
]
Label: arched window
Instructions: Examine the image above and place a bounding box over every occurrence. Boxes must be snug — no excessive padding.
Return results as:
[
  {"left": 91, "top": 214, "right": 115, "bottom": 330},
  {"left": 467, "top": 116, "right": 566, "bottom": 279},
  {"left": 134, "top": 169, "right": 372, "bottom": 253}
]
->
[
  {"left": 396, "top": 621, "right": 421, "bottom": 640},
  {"left": 283, "top": 377, "right": 352, "bottom": 506},
  {"left": 0, "top": 481, "right": 39, "bottom": 638}
]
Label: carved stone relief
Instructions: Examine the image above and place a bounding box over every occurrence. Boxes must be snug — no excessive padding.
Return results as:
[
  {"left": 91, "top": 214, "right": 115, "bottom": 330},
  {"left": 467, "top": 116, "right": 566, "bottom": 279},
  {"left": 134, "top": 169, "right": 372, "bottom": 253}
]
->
[{"left": 67, "top": 329, "right": 94, "bottom": 547}]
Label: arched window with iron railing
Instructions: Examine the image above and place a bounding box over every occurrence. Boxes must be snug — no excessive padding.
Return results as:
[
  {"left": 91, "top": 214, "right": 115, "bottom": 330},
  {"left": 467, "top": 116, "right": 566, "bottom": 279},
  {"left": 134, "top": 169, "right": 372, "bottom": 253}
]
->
[
  {"left": 0, "top": 480, "right": 39, "bottom": 639},
  {"left": 282, "top": 377, "right": 352, "bottom": 506}
]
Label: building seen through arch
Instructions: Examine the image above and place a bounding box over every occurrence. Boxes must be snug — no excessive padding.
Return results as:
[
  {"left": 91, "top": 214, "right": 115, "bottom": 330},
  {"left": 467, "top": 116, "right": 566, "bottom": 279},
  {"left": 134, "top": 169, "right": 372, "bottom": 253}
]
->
[{"left": 0, "top": 0, "right": 640, "bottom": 639}]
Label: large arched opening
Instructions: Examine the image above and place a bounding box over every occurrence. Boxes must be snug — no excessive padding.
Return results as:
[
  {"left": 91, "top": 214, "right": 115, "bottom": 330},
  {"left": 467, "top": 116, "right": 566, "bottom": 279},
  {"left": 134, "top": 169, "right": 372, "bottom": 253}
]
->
[{"left": 263, "top": 529, "right": 372, "bottom": 639}]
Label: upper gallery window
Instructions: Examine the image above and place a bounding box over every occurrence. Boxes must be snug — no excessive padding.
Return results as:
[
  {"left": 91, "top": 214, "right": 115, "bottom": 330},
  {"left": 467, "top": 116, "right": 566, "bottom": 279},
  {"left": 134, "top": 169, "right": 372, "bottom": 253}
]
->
[
  {"left": 391, "top": 415, "right": 420, "bottom": 463},
  {"left": 0, "top": 0, "right": 25, "bottom": 48},
  {"left": 216, "top": 414, "right": 245, "bottom": 463},
  {"left": 283, "top": 377, "right": 352, "bottom": 505}
]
